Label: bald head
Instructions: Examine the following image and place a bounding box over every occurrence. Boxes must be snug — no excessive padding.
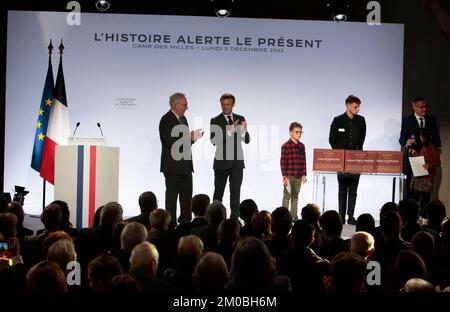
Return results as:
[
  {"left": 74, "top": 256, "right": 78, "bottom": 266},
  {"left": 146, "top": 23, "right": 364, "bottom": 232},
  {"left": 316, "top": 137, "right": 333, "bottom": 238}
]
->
[
  {"left": 129, "top": 242, "right": 159, "bottom": 277},
  {"left": 350, "top": 231, "right": 375, "bottom": 259},
  {"left": 403, "top": 278, "right": 435, "bottom": 293}
]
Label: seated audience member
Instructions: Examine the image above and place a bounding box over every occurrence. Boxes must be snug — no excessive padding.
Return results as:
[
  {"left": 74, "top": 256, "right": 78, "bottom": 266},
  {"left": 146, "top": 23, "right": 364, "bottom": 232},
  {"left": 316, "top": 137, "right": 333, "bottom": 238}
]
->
[
  {"left": 103, "top": 274, "right": 140, "bottom": 293},
  {"left": 301, "top": 203, "right": 323, "bottom": 253},
  {"left": 265, "top": 207, "right": 293, "bottom": 258},
  {"left": 239, "top": 199, "right": 258, "bottom": 238},
  {"left": 175, "top": 194, "right": 210, "bottom": 240},
  {"left": 193, "top": 252, "right": 229, "bottom": 293},
  {"left": 47, "top": 238, "right": 77, "bottom": 274},
  {"left": 425, "top": 200, "right": 447, "bottom": 233},
  {"left": 398, "top": 199, "right": 422, "bottom": 242},
  {"left": 436, "top": 220, "right": 450, "bottom": 278},
  {"left": 51, "top": 200, "right": 78, "bottom": 238},
  {"left": 126, "top": 191, "right": 158, "bottom": 230},
  {"left": 191, "top": 201, "right": 227, "bottom": 250},
  {"left": 128, "top": 242, "right": 171, "bottom": 292},
  {"left": 210, "top": 219, "right": 240, "bottom": 268},
  {"left": 373, "top": 202, "right": 398, "bottom": 246},
  {"left": 319, "top": 210, "right": 347, "bottom": 261},
  {"left": 87, "top": 255, "right": 123, "bottom": 292},
  {"left": 355, "top": 213, "right": 375, "bottom": 236},
  {"left": 42, "top": 231, "right": 73, "bottom": 257},
  {"left": 23, "top": 203, "right": 62, "bottom": 266},
  {"left": 324, "top": 252, "right": 367, "bottom": 293},
  {"left": 251, "top": 210, "right": 272, "bottom": 241},
  {"left": 7, "top": 201, "right": 33, "bottom": 244},
  {"left": 350, "top": 231, "right": 375, "bottom": 259},
  {"left": 113, "top": 222, "right": 148, "bottom": 272},
  {"left": 148, "top": 208, "right": 176, "bottom": 276},
  {"left": 277, "top": 220, "right": 329, "bottom": 293},
  {"left": 229, "top": 236, "right": 290, "bottom": 292},
  {"left": 26, "top": 260, "right": 68, "bottom": 292},
  {"left": 164, "top": 234, "right": 203, "bottom": 291},
  {"left": 383, "top": 250, "right": 429, "bottom": 293},
  {"left": 401, "top": 278, "right": 436, "bottom": 293},
  {"left": 371, "top": 211, "right": 411, "bottom": 283}
]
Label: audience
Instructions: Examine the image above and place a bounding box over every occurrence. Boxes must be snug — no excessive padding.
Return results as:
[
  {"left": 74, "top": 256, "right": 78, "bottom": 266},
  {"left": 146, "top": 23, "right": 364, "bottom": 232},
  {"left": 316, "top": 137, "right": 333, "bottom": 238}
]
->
[{"left": 126, "top": 191, "right": 158, "bottom": 230}]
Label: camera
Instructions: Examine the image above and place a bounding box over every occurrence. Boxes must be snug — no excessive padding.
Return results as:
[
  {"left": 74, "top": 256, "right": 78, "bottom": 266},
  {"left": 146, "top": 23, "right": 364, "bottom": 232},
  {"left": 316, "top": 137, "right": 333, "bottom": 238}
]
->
[{"left": 0, "top": 240, "right": 8, "bottom": 253}]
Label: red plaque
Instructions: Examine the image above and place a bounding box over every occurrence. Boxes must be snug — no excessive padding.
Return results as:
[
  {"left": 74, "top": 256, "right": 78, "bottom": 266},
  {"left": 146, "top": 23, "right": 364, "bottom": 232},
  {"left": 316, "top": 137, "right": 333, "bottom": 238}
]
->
[
  {"left": 374, "top": 151, "right": 403, "bottom": 174},
  {"left": 344, "top": 150, "right": 377, "bottom": 173},
  {"left": 313, "top": 149, "right": 345, "bottom": 172}
]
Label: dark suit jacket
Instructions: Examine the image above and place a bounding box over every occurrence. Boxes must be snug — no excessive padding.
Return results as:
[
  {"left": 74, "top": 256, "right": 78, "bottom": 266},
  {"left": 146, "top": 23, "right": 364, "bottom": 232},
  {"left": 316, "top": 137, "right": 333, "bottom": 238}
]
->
[
  {"left": 329, "top": 113, "right": 366, "bottom": 150},
  {"left": 159, "top": 110, "right": 193, "bottom": 175},
  {"left": 210, "top": 113, "right": 250, "bottom": 170},
  {"left": 399, "top": 114, "right": 441, "bottom": 152}
]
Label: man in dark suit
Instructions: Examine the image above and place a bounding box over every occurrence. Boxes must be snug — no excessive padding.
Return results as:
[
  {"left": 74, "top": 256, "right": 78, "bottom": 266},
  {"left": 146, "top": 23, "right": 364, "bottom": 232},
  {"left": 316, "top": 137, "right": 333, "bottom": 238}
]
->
[
  {"left": 329, "top": 95, "right": 366, "bottom": 225},
  {"left": 210, "top": 93, "right": 250, "bottom": 219},
  {"left": 399, "top": 97, "right": 441, "bottom": 199},
  {"left": 159, "top": 93, "right": 203, "bottom": 225}
]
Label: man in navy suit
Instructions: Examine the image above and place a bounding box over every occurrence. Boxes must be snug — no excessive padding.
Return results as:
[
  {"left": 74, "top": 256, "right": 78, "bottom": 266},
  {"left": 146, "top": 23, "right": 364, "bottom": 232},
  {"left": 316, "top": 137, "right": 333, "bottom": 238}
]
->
[
  {"left": 159, "top": 93, "right": 203, "bottom": 225},
  {"left": 210, "top": 93, "right": 250, "bottom": 219},
  {"left": 399, "top": 97, "right": 441, "bottom": 199}
]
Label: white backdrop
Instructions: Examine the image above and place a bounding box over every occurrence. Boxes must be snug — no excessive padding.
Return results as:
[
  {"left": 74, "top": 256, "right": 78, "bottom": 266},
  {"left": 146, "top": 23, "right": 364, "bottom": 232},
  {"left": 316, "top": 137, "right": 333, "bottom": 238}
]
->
[{"left": 5, "top": 11, "right": 404, "bottom": 219}]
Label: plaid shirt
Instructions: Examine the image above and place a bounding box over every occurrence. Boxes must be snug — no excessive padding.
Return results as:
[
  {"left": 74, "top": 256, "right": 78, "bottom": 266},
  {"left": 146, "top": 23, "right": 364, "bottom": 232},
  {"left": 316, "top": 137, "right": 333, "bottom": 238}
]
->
[{"left": 280, "top": 139, "right": 307, "bottom": 177}]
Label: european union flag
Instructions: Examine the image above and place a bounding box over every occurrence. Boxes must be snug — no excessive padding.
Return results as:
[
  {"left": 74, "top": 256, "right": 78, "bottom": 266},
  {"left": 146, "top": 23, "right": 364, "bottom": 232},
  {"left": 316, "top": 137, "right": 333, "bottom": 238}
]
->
[{"left": 31, "top": 41, "right": 55, "bottom": 172}]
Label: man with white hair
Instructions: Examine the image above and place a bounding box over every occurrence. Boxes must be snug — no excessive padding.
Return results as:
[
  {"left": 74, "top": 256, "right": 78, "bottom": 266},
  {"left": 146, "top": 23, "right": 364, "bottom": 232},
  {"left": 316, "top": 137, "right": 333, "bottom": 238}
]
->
[
  {"left": 128, "top": 242, "right": 171, "bottom": 292},
  {"left": 350, "top": 231, "right": 375, "bottom": 259},
  {"left": 112, "top": 222, "right": 148, "bottom": 271}
]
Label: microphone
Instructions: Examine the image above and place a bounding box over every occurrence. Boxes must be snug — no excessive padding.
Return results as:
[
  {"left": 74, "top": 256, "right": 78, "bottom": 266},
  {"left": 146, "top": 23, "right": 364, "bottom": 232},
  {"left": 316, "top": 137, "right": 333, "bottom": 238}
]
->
[
  {"left": 97, "top": 122, "right": 104, "bottom": 136},
  {"left": 73, "top": 122, "right": 80, "bottom": 136},
  {"left": 408, "top": 134, "right": 416, "bottom": 156}
]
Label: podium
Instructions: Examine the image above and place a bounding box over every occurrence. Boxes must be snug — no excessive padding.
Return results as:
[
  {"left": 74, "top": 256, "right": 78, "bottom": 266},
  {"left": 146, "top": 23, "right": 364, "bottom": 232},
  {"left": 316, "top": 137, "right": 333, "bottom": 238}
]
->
[
  {"left": 54, "top": 137, "right": 119, "bottom": 229},
  {"left": 312, "top": 149, "right": 405, "bottom": 213}
]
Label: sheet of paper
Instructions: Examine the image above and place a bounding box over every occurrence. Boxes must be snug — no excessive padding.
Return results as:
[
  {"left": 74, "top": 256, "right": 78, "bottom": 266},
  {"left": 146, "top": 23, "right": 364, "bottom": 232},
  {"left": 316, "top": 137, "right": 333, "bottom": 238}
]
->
[{"left": 409, "top": 156, "right": 429, "bottom": 177}]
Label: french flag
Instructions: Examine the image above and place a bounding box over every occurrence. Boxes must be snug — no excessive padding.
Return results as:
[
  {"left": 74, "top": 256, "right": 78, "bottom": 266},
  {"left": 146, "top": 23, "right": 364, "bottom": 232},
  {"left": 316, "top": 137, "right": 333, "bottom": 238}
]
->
[{"left": 40, "top": 42, "right": 70, "bottom": 184}]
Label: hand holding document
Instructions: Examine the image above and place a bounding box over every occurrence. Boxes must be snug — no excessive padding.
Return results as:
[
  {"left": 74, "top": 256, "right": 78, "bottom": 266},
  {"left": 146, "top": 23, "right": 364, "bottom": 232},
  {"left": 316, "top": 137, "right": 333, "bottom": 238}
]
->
[{"left": 409, "top": 156, "right": 429, "bottom": 177}]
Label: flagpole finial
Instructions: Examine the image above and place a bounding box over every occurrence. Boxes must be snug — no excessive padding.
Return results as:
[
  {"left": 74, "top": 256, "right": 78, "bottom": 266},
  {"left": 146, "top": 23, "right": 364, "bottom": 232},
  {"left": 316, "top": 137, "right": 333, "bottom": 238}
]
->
[
  {"left": 59, "top": 39, "right": 64, "bottom": 56},
  {"left": 48, "top": 39, "right": 53, "bottom": 55}
]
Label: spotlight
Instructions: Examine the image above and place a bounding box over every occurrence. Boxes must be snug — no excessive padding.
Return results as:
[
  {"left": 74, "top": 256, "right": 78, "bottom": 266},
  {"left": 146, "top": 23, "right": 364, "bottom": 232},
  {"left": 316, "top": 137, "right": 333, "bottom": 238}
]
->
[
  {"left": 96, "top": 0, "right": 111, "bottom": 12},
  {"left": 327, "top": 0, "right": 350, "bottom": 22},
  {"left": 212, "top": 0, "right": 234, "bottom": 18}
]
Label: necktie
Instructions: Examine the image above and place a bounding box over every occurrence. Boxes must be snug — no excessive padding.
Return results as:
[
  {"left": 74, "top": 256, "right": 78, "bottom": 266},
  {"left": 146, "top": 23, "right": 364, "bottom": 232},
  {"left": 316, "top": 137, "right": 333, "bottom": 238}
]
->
[
  {"left": 227, "top": 115, "right": 233, "bottom": 125},
  {"left": 419, "top": 117, "right": 424, "bottom": 129}
]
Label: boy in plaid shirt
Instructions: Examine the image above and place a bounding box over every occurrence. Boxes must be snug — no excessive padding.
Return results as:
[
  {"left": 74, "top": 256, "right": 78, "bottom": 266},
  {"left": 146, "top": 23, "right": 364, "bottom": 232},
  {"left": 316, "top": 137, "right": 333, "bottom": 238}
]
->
[{"left": 280, "top": 122, "right": 307, "bottom": 219}]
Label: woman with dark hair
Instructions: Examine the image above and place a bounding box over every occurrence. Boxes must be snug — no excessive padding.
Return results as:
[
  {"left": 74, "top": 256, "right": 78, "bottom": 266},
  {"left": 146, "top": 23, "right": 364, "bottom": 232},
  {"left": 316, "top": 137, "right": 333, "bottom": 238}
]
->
[
  {"left": 410, "top": 128, "right": 441, "bottom": 218},
  {"left": 26, "top": 260, "right": 68, "bottom": 292}
]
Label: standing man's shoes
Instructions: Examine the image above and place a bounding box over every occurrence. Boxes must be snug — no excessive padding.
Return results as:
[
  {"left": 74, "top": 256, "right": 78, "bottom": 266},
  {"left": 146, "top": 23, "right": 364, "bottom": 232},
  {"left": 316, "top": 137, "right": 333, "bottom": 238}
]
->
[{"left": 347, "top": 217, "right": 357, "bottom": 225}]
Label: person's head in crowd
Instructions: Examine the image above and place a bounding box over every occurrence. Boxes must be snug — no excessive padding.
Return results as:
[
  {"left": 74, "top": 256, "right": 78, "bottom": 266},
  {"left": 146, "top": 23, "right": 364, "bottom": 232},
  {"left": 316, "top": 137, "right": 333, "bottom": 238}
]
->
[
  {"left": 139, "top": 191, "right": 158, "bottom": 214},
  {"left": 301, "top": 203, "right": 321, "bottom": 226},
  {"left": 398, "top": 199, "right": 419, "bottom": 225},
  {"left": 0, "top": 212, "right": 17, "bottom": 239},
  {"left": 384, "top": 250, "right": 429, "bottom": 292},
  {"left": 325, "top": 252, "right": 366, "bottom": 293},
  {"left": 41, "top": 203, "right": 62, "bottom": 232},
  {"left": 355, "top": 214, "right": 375, "bottom": 235},
  {"left": 402, "top": 278, "right": 436, "bottom": 293},
  {"left": 7, "top": 202, "right": 25, "bottom": 227},
  {"left": 93, "top": 205, "right": 104, "bottom": 227},
  {"left": 149, "top": 208, "right": 172, "bottom": 231},
  {"left": 412, "top": 96, "right": 427, "bottom": 118},
  {"left": 291, "top": 219, "right": 315, "bottom": 248},
  {"left": 26, "top": 260, "right": 68, "bottom": 292},
  {"left": 87, "top": 255, "right": 123, "bottom": 292},
  {"left": 319, "top": 210, "right": 343, "bottom": 241},
  {"left": 251, "top": 210, "right": 272, "bottom": 239},
  {"left": 411, "top": 231, "right": 435, "bottom": 262},
  {"left": 350, "top": 231, "right": 375, "bottom": 259},
  {"left": 239, "top": 199, "right": 258, "bottom": 225},
  {"left": 129, "top": 241, "right": 159, "bottom": 277},
  {"left": 206, "top": 201, "right": 227, "bottom": 227},
  {"left": 103, "top": 274, "right": 140, "bottom": 293},
  {"left": 111, "top": 222, "right": 126, "bottom": 250},
  {"left": 379, "top": 202, "right": 398, "bottom": 220},
  {"left": 0, "top": 195, "right": 8, "bottom": 213},
  {"left": 42, "top": 231, "right": 73, "bottom": 256},
  {"left": 51, "top": 200, "right": 72, "bottom": 230},
  {"left": 218, "top": 219, "right": 240, "bottom": 247},
  {"left": 271, "top": 206, "right": 293, "bottom": 237},
  {"left": 120, "top": 222, "right": 148, "bottom": 251},
  {"left": 230, "top": 237, "right": 275, "bottom": 290},
  {"left": 100, "top": 202, "right": 123, "bottom": 229},
  {"left": 178, "top": 235, "right": 204, "bottom": 268},
  {"left": 47, "top": 239, "right": 77, "bottom": 273},
  {"left": 442, "top": 219, "right": 450, "bottom": 250},
  {"left": 426, "top": 200, "right": 447, "bottom": 229},
  {"left": 194, "top": 252, "right": 229, "bottom": 293},
  {"left": 191, "top": 194, "right": 210, "bottom": 218},
  {"left": 380, "top": 211, "right": 401, "bottom": 239}
]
